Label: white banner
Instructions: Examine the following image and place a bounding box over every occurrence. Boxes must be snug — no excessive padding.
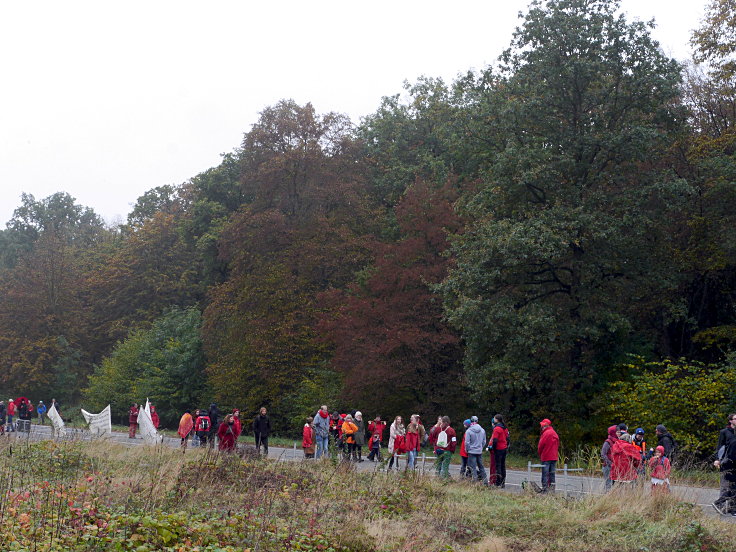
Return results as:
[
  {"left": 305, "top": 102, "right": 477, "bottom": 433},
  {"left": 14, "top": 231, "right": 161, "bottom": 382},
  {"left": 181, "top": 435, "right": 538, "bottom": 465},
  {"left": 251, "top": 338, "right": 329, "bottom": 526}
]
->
[
  {"left": 47, "top": 404, "right": 66, "bottom": 438},
  {"left": 81, "top": 405, "right": 112, "bottom": 436},
  {"left": 137, "top": 399, "right": 159, "bottom": 444}
]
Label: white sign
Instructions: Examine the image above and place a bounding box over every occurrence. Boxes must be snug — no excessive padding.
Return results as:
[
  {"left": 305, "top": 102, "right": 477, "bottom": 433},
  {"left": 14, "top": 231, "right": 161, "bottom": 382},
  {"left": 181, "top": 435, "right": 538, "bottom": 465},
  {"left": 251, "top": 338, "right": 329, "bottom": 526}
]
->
[
  {"left": 81, "top": 405, "right": 112, "bottom": 436},
  {"left": 48, "top": 404, "right": 66, "bottom": 438},
  {"left": 137, "top": 399, "right": 159, "bottom": 444}
]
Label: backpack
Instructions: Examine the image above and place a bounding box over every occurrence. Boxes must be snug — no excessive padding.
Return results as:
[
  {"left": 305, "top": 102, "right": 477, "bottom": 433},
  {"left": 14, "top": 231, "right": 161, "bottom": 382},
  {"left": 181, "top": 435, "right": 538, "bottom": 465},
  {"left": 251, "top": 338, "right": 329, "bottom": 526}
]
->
[
  {"left": 199, "top": 417, "right": 210, "bottom": 431},
  {"left": 436, "top": 430, "right": 448, "bottom": 448}
]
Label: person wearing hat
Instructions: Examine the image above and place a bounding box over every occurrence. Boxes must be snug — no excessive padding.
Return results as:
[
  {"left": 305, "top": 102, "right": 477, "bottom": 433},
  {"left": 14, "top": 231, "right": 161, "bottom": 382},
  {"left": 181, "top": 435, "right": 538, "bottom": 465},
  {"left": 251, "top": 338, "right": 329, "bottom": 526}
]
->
[
  {"left": 631, "top": 427, "right": 648, "bottom": 474},
  {"left": 465, "top": 416, "right": 489, "bottom": 485},
  {"left": 538, "top": 418, "right": 559, "bottom": 492}
]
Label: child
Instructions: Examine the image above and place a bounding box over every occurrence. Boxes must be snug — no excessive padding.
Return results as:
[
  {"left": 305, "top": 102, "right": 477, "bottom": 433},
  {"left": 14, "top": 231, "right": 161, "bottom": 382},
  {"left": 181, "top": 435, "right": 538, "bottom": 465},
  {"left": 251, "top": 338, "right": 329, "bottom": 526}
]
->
[
  {"left": 648, "top": 445, "right": 671, "bottom": 493},
  {"left": 303, "top": 417, "right": 315, "bottom": 458},
  {"left": 368, "top": 431, "right": 382, "bottom": 462}
]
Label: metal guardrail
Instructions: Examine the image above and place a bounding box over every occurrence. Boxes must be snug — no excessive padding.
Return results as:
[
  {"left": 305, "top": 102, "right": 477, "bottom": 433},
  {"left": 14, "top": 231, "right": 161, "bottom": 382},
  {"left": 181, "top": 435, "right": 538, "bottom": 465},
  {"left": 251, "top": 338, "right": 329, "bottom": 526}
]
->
[{"left": 527, "top": 461, "right": 585, "bottom": 496}]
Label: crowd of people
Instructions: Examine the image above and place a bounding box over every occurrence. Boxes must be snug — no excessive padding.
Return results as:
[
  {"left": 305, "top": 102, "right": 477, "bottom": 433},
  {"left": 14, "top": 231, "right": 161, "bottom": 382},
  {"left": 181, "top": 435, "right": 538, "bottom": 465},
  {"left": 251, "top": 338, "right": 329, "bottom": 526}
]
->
[{"left": 0, "top": 397, "right": 58, "bottom": 433}]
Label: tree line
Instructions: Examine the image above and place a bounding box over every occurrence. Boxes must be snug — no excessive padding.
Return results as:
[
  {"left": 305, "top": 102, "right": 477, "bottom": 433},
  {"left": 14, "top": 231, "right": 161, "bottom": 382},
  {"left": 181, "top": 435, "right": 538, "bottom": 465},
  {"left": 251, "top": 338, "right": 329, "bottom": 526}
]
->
[{"left": 1, "top": 0, "right": 735, "bottom": 454}]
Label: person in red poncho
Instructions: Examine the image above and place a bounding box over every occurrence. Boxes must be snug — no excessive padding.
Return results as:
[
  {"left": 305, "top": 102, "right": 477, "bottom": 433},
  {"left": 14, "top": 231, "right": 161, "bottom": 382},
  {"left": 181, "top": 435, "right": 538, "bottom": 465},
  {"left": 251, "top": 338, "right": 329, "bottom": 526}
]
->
[
  {"left": 538, "top": 419, "right": 559, "bottom": 492},
  {"left": 648, "top": 445, "right": 671, "bottom": 493},
  {"left": 178, "top": 410, "right": 194, "bottom": 449},
  {"left": 128, "top": 403, "right": 139, "bottom": 439},
  {"left": 150, "top": 405, "right": 160, "bottom": 429},
  {"left": 217, "top": 414, "right": 237, "bottom": 452},
  {"left": 303, "top": 416, "right": 315, "bottom": 458},
  {"left": 610, "top": 434, "right": 642, "bottom": 486}
]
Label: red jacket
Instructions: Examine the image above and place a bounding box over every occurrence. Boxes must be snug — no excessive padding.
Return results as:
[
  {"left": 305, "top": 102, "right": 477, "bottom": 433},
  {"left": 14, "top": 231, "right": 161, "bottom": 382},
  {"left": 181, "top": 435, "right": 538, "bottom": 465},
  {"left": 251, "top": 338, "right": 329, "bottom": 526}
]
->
[
  {"left": 490, "top": 425, "right": 509, "bottom": 450},
  {"left": 611, "top": 440, "right": 641, "bottom": 481},
  {"left": 129, "top": 407, "right": 139, "bottom": 424},
  {"left": 648, "top": 455, "right": 671, "bottom": 480},
  {"left": 436, "top": 426, "right": 457, "bottom": 453},
  {"left": 460, "top": 433, "right": 468, "bottom": 458},
  {"left": 538, "top": 426, "right": 559, "bottom": 461},
  {"left": 217, "top": 422, "right": 237, "bottom": 451},
  {"left": 195, "top": 415, "right": 211, "bottom": 433},
  {"left": 404, "top": 430, "right": 420, "bottom": 452},
  {"left": 368, "top": 421, "right": 386, "bottom": 441},
  {"left": 7, "top": 402, "right": 15, "bottom": 416},
  {"left": 303, "top": 424, "right": 314, "bottom": 449}
]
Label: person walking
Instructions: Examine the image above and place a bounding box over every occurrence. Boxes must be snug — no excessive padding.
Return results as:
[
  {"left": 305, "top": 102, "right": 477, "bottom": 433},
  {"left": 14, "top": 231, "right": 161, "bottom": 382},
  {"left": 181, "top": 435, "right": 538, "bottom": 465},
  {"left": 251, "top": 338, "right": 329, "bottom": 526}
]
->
[
  {"left": 489, "top": 414, "right": 510, "bottom": 487},
  {"left": 714, "top": 431, "right": 736, "bottom": 516},
  {"left": 303, "top": 416, "right": 316, "bottom": 458},
  {"left": 465, "top": 416, "right": 488, "bottom": 485},
  {"left": 353, "top": 411, "right": 366, "bottom": 462},
  {"left": 434, "top": 416, "right": 457, "bottom": 479},
  {"left": 195, "top": 409, "right": 211, "bottom": 447},
  {"left": 601, "top": 425, "right": 618, "bottom": 492},
  {"left": 208, "top": 403, "right": 221, "bottom": 447},
  {"left": 253, "top": 407, "right": 272, "bottom": 456},
  {"left": 217, "top": 414, "right": 238, "bottom": 452},
  {"left": 538, "top": 419, "right": 559, "bottom": 493},
  {"left": 313, "top": 405, "right": 330, "bottom": 459},
  {"left": 37, "top": 401, "right": 47, "bottom": 425},
  {"left": 387, "top": 416, "right": 406, "bottom": 470},
  {"left": 712, "top": 413, "right": 736, "bottom": 514},
  {"left": 128, "top": 403, "right": 139, "bottom": 438},
  {"left": 178, "top": 410, "right": 194, "bottom": 449}
]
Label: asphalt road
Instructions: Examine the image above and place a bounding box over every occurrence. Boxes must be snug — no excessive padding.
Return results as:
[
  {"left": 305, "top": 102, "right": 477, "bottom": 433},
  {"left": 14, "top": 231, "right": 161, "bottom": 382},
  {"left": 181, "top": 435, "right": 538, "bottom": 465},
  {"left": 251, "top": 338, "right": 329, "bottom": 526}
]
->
[{"left": 6, "top": 423, "right": 731, "bottom": 520}]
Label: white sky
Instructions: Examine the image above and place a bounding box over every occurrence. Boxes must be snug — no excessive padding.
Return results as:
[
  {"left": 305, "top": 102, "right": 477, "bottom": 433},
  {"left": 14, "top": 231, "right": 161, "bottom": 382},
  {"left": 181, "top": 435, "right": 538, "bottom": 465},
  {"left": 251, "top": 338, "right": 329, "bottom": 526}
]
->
[{"left": 0, "top": 0, "right": 708, "bottom": 227}]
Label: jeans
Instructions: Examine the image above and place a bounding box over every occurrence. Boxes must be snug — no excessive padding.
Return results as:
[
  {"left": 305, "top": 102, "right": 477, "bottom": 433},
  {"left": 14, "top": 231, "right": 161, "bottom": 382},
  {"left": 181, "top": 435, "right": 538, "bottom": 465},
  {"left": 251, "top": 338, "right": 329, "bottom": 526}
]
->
[
  {"left": 407, "top": 449, "right": 417, "bottom": 469},
  {"left": 602, "top": 466, "right": 612, "bottom": 491},
  {"left": 436, "top": 450, "right": 453, "bottom": 478},
  {"left": 494, "top": 448, "right": 507, "bottom": 487},
  {"left": 316, "top": 434, "right": 329, "bottom": 458},
  {"left": 541, "top": 460, "right": 556, "bottom": 490},
  {"left": 467, "top": 453, "right": 488, "bottom": 484},
  {"left": 7, "top": 415, "right": 14, "bottom": 432}
]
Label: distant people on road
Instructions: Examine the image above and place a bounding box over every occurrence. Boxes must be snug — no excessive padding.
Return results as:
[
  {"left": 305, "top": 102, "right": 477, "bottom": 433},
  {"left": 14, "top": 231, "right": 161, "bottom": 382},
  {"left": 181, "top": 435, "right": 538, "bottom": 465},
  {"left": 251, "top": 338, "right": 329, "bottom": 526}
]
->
[
  {"left": 253, "top": 407, "right": 271, "bottom": 456},
  {"left": 405, "top": 414, "right": 424, "bottom": 470},
  {"left": 37, "top": 401, "right": 47, "bottom": 425},
  {"left": 610, "top": 432, "right": 641, "bottom": 486},
  {"left": 434, "top": 416, "right": 457, "bottom": 479},
  {"left": 713, "top": 413, "right": 736, "bottom": 515},
  {"left": 649, "top": 445, "right": 671, "bottom": 493},
  {"left": 232, "top": 409, "right": 242, "bottom": 441},
  {"left": 713, "top": 426, "right": 736, "bottom": 516},
  {"left": 178, "top": 410, "right": 193, "bottom": 449},
  {"left": 218, "top": 414, "right": 237, "bottom": 452},
  {"left": 489, "top": 414, "right": 510, "bottom": 488},
  {"left": 538, "top": 419, "right": 559, "bottom": 493},
  {"left": 341, "top": 414, "right": 359, "bottom": 461},
  {"left": 601, "top": 425, "right": 618, "bottom": 492},
  {"left": 314, "top": 405, "right": 330, "bottom": 459},
  {"left": 128, "top": 403, "right": 139, "bottom": 439},
  {"left": 465, "top": 416, "right": 488, "bottom": 485},
  {"left": 303, "top": 416, "right": 315, "bottom": 458}
]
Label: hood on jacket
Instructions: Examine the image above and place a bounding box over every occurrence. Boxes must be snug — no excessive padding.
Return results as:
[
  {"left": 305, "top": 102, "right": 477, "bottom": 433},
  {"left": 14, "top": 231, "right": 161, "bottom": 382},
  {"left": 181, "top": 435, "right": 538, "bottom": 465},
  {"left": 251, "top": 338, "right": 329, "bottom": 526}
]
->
[
  {"left": 608, "top": 425, "right": 619, "bottom": 439},
  {"left": 467, "top": 423, "right": 484, "bottom": 436}
]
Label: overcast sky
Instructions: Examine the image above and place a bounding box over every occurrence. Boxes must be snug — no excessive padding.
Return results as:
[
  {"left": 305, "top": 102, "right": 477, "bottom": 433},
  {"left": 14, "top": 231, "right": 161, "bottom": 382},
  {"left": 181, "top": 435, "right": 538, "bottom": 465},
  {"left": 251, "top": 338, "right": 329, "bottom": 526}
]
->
[{"left": 0, "top": 0, "right": 708, "bottom": 227}]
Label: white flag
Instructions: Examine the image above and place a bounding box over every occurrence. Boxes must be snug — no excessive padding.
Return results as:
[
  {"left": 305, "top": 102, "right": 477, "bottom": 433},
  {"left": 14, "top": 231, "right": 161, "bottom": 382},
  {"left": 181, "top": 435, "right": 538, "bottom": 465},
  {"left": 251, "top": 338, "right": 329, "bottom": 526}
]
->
[
  {"left": 81, "top": 405, "right": 112, "bottom": 436},
  {"left": 137, "top": 399, "right": 159, "bottom": 444},
  {"left": 48, "top": 404, "right": 66, "bottom": 438}
]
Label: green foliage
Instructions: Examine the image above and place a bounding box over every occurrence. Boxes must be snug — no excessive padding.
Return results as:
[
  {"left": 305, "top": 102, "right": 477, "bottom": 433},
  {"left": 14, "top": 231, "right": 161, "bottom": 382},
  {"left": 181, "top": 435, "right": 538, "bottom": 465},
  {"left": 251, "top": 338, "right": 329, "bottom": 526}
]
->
[
  {"left": 602, "top": 356, "right": 736, "bottom": 455},
  {"left": 85, "top": 307, "right": 208, "bottom": 426}
]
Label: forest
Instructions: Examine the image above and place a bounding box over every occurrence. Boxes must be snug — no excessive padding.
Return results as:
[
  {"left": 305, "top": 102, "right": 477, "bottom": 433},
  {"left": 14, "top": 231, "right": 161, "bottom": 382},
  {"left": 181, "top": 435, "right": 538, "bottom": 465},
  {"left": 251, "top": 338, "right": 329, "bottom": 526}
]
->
[{"left": 0, "top": 0, "right": 735, "bottom": 454}]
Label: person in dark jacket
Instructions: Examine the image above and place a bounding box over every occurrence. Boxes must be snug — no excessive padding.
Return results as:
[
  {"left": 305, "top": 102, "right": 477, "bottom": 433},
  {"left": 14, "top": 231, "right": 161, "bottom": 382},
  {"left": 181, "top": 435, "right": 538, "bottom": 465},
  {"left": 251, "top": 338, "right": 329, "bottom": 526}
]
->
[
  {"left": 713, "top": 432, "right": 736, "bottom": 516},
  {"left": 712, "top": 413, "right": 736, "bottom": 515},
  {"left": 655, "top": 425, "right": 675, "bottom": 459},
  {"left": 253, "top": 407, "right": 271, "bottom": 455}
]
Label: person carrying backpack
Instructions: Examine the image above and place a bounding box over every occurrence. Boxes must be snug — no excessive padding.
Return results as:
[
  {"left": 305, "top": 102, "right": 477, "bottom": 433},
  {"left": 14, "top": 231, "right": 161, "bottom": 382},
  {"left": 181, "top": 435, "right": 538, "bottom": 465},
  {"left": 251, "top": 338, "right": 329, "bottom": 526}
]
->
[
  {"left": 195, "top": 410, "right": 211, "bottom": 446},
  {"left": 434, "top": 416, "right": 457, "bottom": 479}
]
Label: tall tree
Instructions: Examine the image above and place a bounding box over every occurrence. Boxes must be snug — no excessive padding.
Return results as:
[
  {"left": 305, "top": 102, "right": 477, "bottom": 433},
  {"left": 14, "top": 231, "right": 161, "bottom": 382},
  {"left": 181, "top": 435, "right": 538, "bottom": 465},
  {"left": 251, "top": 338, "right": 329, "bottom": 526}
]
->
[{"left": 440, "top": 0, "right": 689, "bottom": 441}]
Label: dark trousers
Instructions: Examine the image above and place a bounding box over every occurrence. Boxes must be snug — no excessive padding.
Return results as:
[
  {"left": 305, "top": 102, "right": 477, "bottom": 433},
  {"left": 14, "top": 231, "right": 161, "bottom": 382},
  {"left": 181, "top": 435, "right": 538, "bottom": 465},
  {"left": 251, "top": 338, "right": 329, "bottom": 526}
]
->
[
  {"left": 255, "top": 433, "right": 269, "bottom": 454},
  {"left": 541, "top": 460, "right": 557, "bottom": 490},
  {"left": 494, "top": 448, "right": 507, "bottom": 487},
  {"left": 367, "top": 445, "right": 381, "bottom": 461},
  {"left": 715, "top": 474, "right": 736, "bottom": 513}
]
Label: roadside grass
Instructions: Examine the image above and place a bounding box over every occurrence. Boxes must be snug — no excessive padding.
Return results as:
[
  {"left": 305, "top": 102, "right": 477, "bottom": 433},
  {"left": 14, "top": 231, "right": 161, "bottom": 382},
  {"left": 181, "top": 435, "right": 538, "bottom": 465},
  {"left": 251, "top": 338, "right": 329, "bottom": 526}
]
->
[{"left": 0, "top": 437, "right": 733, "bottom": 551}]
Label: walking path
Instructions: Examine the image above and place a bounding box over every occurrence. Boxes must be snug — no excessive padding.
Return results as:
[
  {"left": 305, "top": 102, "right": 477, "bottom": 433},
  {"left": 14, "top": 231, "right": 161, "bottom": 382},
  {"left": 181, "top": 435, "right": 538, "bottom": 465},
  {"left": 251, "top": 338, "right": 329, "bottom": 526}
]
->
[{"left": 7, "top": 424, "right": 730, "bottom": 520}]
